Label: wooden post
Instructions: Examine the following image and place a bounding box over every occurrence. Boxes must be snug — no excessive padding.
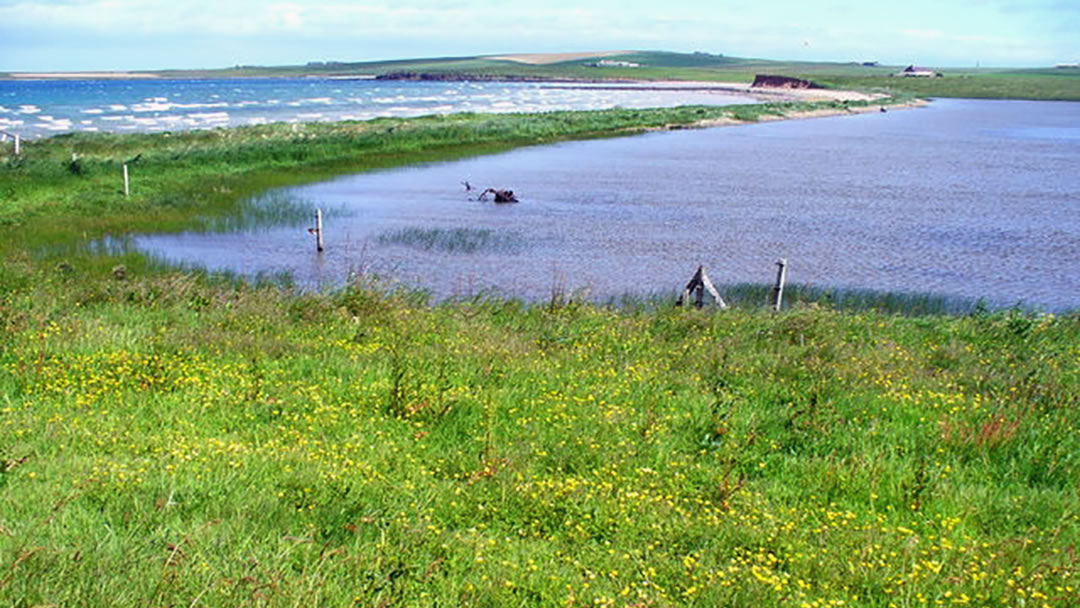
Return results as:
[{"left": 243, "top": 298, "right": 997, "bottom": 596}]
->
[
  {"left": 122, "top": 164, "right": 130, "bottom": 197},
  {"left": 13, "top": 134, "right": 19, "bottom": 156},
  {"left": 676, "top": 265, "right": 727, "bottom": 309},
  {"left": 315, "top": 208, "right": 324, "bottom": 253},
  {"left": 771, "top": 258, "right": 788, "bottom": 312}
]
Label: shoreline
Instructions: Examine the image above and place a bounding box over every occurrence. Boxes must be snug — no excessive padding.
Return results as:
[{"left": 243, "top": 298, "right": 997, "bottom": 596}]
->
[{"left": 633, "top": 97, "right": 929, "bottom": 132}]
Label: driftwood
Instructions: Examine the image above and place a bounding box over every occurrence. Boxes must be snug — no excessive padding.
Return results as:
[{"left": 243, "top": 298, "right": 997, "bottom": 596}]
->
[{"left": 477, "top": 188, "right": 518, "bottom": 203}]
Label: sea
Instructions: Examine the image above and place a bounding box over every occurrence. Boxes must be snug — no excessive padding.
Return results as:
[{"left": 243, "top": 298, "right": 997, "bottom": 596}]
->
[{"left": 0, "top": 77, "right": 753, "bottom": 139}]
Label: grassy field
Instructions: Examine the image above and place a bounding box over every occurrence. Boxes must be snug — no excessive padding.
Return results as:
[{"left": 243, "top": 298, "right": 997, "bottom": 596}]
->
[
  {"left": 83, "top": 51, "right": 1080, "bottom": 101},
  {"left": 1, "top": 98, "right": 1079, "bottom": 606},
  {"left": 8, "top": 51, "right": 1077, "bottom": 100}
]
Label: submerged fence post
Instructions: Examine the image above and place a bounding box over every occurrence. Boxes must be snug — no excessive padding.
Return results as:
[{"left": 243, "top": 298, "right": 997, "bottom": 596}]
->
[
  {"left": 771, "top": 258, "right": 788, "bottom": 312},
  {"left": 122, "top": 163, "right": 130, "bottom": 197},
  {"left": 310, "top": 208, "right": 324, "bottom": 253}
]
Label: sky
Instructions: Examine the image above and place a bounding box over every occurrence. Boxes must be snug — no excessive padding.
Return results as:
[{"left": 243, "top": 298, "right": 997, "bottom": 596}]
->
[{"left": 1, "top": 0, "right": 1077, "bottom": 72}]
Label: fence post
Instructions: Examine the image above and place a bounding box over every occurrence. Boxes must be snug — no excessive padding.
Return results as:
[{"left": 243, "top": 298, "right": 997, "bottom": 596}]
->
[
  {"left": 315, "top": 208, "right": 324, "bottom": 253},
  {"left": 676, "top": 265, "right": 727, "bottom": 309},
  {"left": 123, "top": 164, "right": 130, "bottom": 197},
  {"left": 13, "top": 134, "right": 19, "bottom": 156},
  {"left": 771, "top": 258, "right": 788, "bottom": 312}
]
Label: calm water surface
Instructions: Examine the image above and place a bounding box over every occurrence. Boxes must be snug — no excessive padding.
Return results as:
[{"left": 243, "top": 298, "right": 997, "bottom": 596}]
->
[{"left": 134, "top": 99, "right": 1080, "bottom": 311}]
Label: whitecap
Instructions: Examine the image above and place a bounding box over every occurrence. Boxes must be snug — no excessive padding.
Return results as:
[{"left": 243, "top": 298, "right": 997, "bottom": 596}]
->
[
  {"left": 132, "top": 102, "right": 172, "bottom": 112},
  {"left": 171, "top": 102, "right": 229, "bottom": 109},
  {"left": 189, "top": 112, "right": 230, "bottom": 122},
  {"left": 18, "top": 105, "right": 41, "bottom": 114},
  {"left": 82, "top": 108, "right": 105, "bottom": 115}
]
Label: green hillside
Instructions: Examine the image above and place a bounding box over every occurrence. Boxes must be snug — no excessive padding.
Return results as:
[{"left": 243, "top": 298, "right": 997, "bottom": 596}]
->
[{"left": 6, "top": 50, "right": 1077, "bottom": 100}]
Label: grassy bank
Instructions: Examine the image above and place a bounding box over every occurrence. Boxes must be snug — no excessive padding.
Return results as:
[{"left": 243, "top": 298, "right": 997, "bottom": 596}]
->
[
  {"left": 2, "top": 103, "right": 1079, "bottom": 606},
  {"left": 1, "top": 265, "right": 1077, "bottom": 606}
]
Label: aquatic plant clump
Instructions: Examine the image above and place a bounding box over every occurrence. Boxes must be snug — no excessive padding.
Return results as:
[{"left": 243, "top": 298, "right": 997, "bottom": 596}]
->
[{"left": 376, "top": 226, "right": 526, "bottom": 254}]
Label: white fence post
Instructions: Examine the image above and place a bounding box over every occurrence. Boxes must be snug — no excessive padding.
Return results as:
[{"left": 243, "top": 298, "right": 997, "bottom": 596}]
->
[{"left": 771, "top": 259, "right": 788, "bottom": 312}]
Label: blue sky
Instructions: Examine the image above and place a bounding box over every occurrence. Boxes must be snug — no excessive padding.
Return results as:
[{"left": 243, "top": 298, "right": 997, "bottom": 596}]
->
[{"left": 2, "top": 0, "right": 1077, "bottom": 71}]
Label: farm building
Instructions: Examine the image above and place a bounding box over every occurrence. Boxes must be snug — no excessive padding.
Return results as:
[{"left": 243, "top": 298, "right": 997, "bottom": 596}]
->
[{"left": 894, "top": 65, "right": 942, "bottom": 77}]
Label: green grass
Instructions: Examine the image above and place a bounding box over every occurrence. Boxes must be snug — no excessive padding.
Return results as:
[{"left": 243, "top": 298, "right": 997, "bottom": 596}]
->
[
  {"left": 1, "top": 98, "right": 1079, "bottom": 606},
  {"left": 0, "top": 266, "right": 1077, "bottom": 606}
]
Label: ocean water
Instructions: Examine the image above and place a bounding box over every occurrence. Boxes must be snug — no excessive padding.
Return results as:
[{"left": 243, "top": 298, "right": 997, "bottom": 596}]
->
[
  {"left": 0, "top": 78, "right": 753, "bottom": 138},
  {"left": 132, "top": 99, "right": 1080, "bottom": 311}
]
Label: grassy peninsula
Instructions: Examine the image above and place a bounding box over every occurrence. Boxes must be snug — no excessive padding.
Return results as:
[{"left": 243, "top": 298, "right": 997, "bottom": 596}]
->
[
  {"left": 24, "top": 50, "right": 1070, "bottom": 102},
  {"left": 1, "top": 96, "right": 1079, "bottom": 607}
]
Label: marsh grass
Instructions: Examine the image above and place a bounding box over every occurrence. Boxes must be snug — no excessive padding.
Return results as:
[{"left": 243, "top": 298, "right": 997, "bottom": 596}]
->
[
  {"left": 601, "top": 283, "right": 984, "bottom": 316},
  {"left": 376, "top": 226, "right": 526, "bottom": 254},
  {"left": 196, "top": 191, "right": 322, "bottom": 232},
  {"left": 720, "top": 282, "right": 984, "bottom": 315}
]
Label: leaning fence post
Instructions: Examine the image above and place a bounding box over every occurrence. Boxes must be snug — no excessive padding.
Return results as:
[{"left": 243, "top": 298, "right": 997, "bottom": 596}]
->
[
  {"left": 676, "top": 265, "right": 727, "bottom": 309},
  {"left": 122, "top": 163, "right": 130, "bottom": 197},
  {"left": 771, "top": 258, "right": 788, "bottom": 312}
]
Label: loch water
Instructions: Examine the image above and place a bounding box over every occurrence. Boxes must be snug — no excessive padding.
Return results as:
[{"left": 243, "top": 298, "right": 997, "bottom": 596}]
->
[{"left": 126, "top": 98, "right": 1079, "bottom": 311}]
